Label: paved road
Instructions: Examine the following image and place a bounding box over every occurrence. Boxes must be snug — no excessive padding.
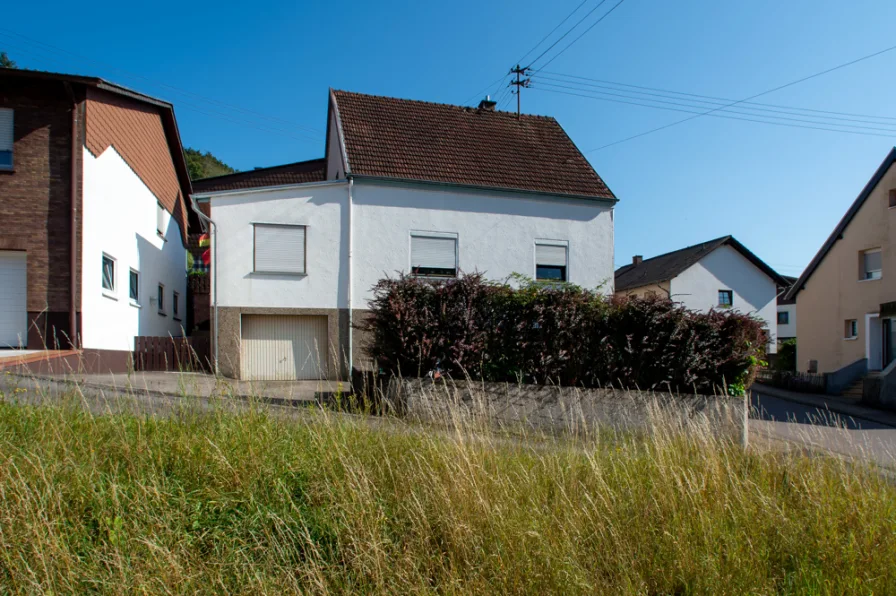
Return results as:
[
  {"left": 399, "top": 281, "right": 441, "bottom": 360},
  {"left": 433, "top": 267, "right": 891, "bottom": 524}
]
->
[{"left": 751, "top": 389, "right": 896, "bottom": 468}]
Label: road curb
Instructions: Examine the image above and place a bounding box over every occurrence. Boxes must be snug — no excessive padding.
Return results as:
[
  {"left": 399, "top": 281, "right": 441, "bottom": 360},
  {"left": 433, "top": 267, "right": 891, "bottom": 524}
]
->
[{"left": 752, "top": 383, "right": 896, "bottom": 428}]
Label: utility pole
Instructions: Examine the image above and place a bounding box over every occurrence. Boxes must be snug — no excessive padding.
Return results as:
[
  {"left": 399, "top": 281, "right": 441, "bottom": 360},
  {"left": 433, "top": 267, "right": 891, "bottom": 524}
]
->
[{"left": 509, "top": 64, "right": 531, "bottom": 119}]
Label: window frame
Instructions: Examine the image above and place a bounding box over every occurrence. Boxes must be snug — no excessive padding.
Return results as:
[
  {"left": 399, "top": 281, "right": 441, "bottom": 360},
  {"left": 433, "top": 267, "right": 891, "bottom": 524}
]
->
[
  {"left": 156, "top": 202, "right": 166, "bottom": 238},
  {"left": 0, "top": 108, "right": 13, "bottom": 171},
  {"left": 718, "top": 289, "right": 733, "bottom": 308},
  {"left": 534, "top": 240, "right": 569, "bottom": 283},
  {"left": 173, "top": 291, "right": 180, "bottom": 321},
  {"left": 409, "top": 231, "right": 459, "bottom": 279},
  {"left": 101, "top": 253, "right": 117, "bottom": 296},
  {"left": 845, "top": 319, "right": 858, "bottom": 340},
  {"left": 252, "top": 222, "right": 307, "bottom": 275},
  {"left": 861, "top": 248, "right": 882, "bottom": 281},
  {"left": 157, "top": 283, "right": 166, "bottom": 316},
  {"left": 129, "top": 268, "right": 140, "bottom": 305},
  {"left": 777, "top": 311, "right": 789, "bottom": 325}
]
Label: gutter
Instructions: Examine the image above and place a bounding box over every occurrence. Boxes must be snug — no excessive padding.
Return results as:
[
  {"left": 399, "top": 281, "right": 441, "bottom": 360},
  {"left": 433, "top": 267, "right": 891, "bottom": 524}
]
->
[
  {"left": 346, "top": 173, "right": 618, "bottom": 206},
  {"left": 189, "top": 195, "right": 219, "bottom": 376}
]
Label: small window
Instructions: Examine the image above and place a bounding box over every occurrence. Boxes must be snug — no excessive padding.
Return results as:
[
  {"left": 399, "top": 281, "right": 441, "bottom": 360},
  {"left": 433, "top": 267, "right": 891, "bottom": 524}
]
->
[
  {"left": 411, "top": 233, "right": 457, "bottom": 278},
  {"left": 862, "top": 249, "right": 882, "bottom": 280},
  {"left": 535, "top": 242, "right": 568, "bottom": 282},
  {"left": 777, "top": 311, "right": 789, "bottom": 325},
  {"left": 845, "top": 319, "right": 858, "bottom": 339},
  {"left": 718, "top": 290, "right": 733, "bottom": 308},
  {"left": 0, "top": 108, "right": 12, "bottom": 170},
  {"left": 157, "top": 284, "right": 165, "bottom": 314},
  {"left": 157, "top": 202, "right": 165, "bottom": 236},
  {"left": 129, "top": 269, "right": 139, "bottom": 302},
  {"left": 254, "top": 224, "right": 306, "bottom": 274},
  {"left": 173, "top": 291, "right": 180, "bottom": 319},
  {"left": 102, "top": 254, "right": 116, "bottom": 292},
  {"left": 889, "top": 189, "right": 896, "bottom": 208}
]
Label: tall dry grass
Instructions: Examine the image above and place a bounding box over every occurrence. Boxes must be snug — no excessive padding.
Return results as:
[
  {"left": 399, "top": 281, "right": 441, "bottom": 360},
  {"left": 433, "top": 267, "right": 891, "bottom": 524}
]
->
[{"left": 0, "top": 385, "right": 893, "bottom": 595}]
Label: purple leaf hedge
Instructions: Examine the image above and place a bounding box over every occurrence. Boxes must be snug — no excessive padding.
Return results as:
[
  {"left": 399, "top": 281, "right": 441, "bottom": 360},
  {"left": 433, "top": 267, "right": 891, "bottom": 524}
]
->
[{"left": 360, "top": 273, "right": 767, "bottom": 393}]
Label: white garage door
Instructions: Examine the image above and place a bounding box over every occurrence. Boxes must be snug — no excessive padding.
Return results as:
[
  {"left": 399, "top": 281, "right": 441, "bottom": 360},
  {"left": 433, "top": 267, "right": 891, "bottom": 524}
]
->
[
  {"left": 0, "top": 251, "right": 27, "bottom": 348},
  {"left": 241, "top": 315, "right": 329, "bottom": 380}
]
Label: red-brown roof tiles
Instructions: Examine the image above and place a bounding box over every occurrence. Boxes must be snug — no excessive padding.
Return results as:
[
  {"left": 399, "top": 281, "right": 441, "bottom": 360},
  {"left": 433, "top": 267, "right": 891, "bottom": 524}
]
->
[
  {"left": 331, "top": 90, "right": 615, "bottom": 200},
  {"left": 191, "top": 158, "right": 326, "bottom": 193}
]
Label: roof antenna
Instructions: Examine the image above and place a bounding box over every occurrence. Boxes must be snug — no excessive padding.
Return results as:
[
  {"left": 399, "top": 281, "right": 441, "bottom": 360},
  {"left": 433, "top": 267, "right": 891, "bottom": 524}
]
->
[{"left": 509, "top": 64, "right": 531, "bottom": 119}]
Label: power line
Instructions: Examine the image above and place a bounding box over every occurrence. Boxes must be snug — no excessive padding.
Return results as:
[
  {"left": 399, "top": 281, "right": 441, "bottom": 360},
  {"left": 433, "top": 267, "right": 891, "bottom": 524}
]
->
[
  {"left": 535, "top": 73, "right": 896, "bottom": 127},
  {"left": 533, "top": 86, "right": 896, "bottom": 139},
  {"left": 525, "top": 0, "right": 611, "bottom": 68},
  {"left": 460, "top": 73, "right": 510, "bottom": 106},
  {"left": 585, "top": 42, "right": 896, "bottom": 152},
  {"left": 534, "top": 81, "right": 896, "bottom": 133},
  {"left": 537, "top": 70, "right": 896, "bottom": 122},
  {"left": 516, "top": 0, "right": 592, "bottom": 66},
  {"left": 0, "top": 29, "right": 325, "bottom": 136},
  {"left": 537, "top": 0, "right": 629, "bottom": 70}
]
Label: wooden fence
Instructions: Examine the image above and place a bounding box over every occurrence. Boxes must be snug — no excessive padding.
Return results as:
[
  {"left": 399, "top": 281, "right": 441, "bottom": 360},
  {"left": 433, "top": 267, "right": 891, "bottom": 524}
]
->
[
  {"left": 755, "top": 368, "right": 827, "bottom": 394},
  {"left": 133, "top": 336, "right": 211, "bottom": 372}
]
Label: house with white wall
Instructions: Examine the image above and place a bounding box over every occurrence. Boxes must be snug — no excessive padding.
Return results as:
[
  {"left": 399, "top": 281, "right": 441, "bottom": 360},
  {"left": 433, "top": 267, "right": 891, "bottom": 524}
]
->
[
  {"left": 0, "top": 68, "right": 192, "bottom": 371},
  {"left": 614, "top": 236, "right": 787, "bottom": 353},
  {"left": 192, "top": 91, "right": 617, "bottom": 380},
  {"left": 776, "top": 275, "right": 797, "bottom": 345}
]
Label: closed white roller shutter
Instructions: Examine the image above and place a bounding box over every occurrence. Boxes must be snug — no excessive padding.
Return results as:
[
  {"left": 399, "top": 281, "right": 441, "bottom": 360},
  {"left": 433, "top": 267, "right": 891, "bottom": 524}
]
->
[
  {"left": 411, "top": 235, "right": 456, "bottom": 271},
  {"left": 254, "top": 224, "right": 305, "bottom": 274},
  {"left": 0, "top": 251, "right": 27, "bottom": 347},
  {"left": 536, "top": 243, "right": 567, "bottom": 267},
  {"left": 241, "top": 315, "right": 328, "bottom": 380}
]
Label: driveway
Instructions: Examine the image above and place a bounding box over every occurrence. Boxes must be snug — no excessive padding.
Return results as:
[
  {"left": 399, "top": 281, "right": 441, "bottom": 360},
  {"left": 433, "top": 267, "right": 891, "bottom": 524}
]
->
[{"left": 751, "top": 387, "right": 896, "bottom": 469}]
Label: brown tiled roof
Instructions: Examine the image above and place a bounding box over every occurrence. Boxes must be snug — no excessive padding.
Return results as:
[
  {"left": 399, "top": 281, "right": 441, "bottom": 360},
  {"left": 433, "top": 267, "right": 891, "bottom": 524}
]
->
[
  {"left": 191, "top": 158, "right": 326, "bottom": 193},
  {"left": 331, "top": 90, "right": 615, "bottom": 200},
  {"left": 615, "top": 236, "right": 787, "bottom": 292}
]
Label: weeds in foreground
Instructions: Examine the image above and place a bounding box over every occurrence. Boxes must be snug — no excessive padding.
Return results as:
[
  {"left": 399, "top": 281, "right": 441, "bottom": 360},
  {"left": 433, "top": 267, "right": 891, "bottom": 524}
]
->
[{"left": 0, "top": 392, "right": 893, "bottom": 594}]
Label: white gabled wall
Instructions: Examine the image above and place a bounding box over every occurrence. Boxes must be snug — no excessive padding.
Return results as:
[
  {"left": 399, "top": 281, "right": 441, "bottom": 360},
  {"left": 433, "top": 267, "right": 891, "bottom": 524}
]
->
[
  {"left": 209, "top": 179, "right": 615, "bottom": 312},
  {"left": 81, "top": 146, "right": 187, "bottom": 351},
  {"left": 211, "top": 182, "right": 349, "bottom": 308},
  {"left": 777, "top": 304, "right": 796, "bottom": 339},
  {"left": 351, "top": 182, "right": 615, "bottom": 306},
  {"left": 670, "top": 244, "right": 778, "bottom": 353}
]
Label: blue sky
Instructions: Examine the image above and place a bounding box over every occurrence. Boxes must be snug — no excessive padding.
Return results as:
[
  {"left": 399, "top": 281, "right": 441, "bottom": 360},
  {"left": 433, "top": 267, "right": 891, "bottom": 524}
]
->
[{"left": 3, "top": 0, "right": 896, "bottom": 277}]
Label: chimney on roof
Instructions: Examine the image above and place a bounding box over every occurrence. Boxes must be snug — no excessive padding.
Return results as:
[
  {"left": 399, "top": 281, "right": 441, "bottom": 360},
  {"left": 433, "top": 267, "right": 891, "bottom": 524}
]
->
[
  {"left": 632, "top": 255, "right": 643, "bottom": 266},
  {"left": 478, "top": 96, "right": 497, "bottom": 111}
]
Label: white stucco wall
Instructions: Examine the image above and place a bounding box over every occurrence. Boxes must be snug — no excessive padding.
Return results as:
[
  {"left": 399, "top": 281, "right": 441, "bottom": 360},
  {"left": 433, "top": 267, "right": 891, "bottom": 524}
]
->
[
  {"left": 81, "top": 147, "right": 188, "bottom": 351},
  {"left": 351, "top": 182, "right": 615, "bottom": 307},
  {"left": 208, "top": 179, "right": 615, "bottom": 311},
  {"left": 777, "top": 303, "right": 796, "bottom": 339},
  {"left": 669, "top": 244, "right": 778, "bottom": 353},
  {"left": 211, "top": 181, "right": 349, "bottom": 308}
]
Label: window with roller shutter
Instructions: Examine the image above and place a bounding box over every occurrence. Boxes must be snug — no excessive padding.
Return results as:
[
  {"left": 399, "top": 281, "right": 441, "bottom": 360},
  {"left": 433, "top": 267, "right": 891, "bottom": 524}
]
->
[
  {"left": 535, "top": 242, "right": 568, "bottom": 282},
  {"left": 410, "top": 233, "right": 457, "bottom": 278},
  {"left": 0, "top": 109, "right": 12, "bottom": 170},
  {"left": 254, "top": 224, "right": 306, "bottom": 275}
]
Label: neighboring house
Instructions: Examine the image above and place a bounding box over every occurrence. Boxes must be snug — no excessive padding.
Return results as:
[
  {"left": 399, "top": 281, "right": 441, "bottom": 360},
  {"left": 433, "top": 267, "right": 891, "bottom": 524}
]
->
[
  {"left": 614, "top": 236, "right": 787, "bottom": 353},
  {"left": 193, "top": 91, "right": 617, "bottom": 380},
  {"left": 776, "top": 275, "right": 797, "bottom": 344},
  {"left": 0, "top": 68, "right": 192, "bottom": 370},
  {"left": 786, "top": 147, "right": 896, "bottom": 374}
]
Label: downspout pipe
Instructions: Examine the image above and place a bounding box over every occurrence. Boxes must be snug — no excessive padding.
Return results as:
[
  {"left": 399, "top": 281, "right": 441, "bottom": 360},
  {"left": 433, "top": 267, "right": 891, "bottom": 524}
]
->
[
  {"left": 189, "top": 195, "right": 219, "bottom": 376},
  {"left": 347, "top": 177, "right": 354, "bottom": 378},
  {"left": 66, "top": 84, "right": 79, "bottom": 349}
]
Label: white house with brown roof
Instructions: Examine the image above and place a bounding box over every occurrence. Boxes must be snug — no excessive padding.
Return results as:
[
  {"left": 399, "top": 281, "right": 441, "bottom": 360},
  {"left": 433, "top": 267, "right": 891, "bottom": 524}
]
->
[
  {"left": 614, "top": 236, "right": 787, "bottom": 354},
  {"left": 192, "top": 91, "right": 617, "bottom": 381}
]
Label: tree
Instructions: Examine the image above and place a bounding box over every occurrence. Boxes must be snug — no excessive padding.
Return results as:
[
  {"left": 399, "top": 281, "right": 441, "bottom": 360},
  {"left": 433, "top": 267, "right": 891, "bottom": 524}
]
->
[
  {"left": 183, "top": 147, "right": 236, "bottom": 181},
  {"left": 0, "top": 52, "right": 16, "bottom": 68}
]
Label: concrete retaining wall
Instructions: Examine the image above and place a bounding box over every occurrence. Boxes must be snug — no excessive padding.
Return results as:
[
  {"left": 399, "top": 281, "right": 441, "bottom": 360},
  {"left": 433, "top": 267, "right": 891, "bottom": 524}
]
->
[{"left": 386, "top": 378, "right": 748, "bottom": 440}]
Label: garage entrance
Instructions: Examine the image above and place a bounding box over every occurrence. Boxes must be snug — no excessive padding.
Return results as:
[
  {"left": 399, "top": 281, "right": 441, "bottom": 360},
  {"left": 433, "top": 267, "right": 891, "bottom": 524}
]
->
[{"left": 240, "top": 314, "right": 329, "bottom": 380}]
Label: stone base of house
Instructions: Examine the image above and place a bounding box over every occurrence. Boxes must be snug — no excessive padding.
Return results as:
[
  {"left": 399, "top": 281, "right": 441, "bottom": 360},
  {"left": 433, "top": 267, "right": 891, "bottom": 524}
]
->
[
  {"left": 216, "top": 307, "right": 376, "bottom": 381},
  {"left": 26, "top": 311, "right": 80, "bottom": 350}
]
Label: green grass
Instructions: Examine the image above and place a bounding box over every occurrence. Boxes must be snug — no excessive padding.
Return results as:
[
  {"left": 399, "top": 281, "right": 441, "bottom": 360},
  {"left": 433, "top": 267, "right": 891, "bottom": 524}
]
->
[{"left": 0, "top": 391, "right": 893, "bottom": 594}]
